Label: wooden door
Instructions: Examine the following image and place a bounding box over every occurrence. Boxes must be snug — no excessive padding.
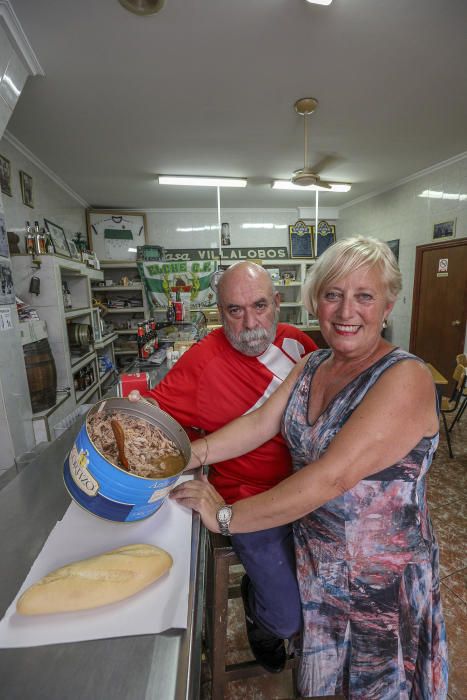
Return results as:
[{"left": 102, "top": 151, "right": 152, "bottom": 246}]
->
[{"left": 410, "top": 238, "right": 467, "bottom": 388}]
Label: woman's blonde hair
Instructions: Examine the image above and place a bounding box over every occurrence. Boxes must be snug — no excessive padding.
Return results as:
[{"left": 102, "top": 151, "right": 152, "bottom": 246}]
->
[{"left": 302, "top": 236, "right": 402, "bottom": 315}]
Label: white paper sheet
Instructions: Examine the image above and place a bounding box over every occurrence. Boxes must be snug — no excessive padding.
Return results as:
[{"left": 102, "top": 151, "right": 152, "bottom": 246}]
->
[{"left": 0, "top": 476, "right": 193, "bottom": 648}]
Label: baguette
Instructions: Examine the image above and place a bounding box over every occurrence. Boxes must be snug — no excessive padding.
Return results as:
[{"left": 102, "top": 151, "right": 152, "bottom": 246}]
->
[{"left": 16, "top": 544, "right": 173, "bottom": 615}]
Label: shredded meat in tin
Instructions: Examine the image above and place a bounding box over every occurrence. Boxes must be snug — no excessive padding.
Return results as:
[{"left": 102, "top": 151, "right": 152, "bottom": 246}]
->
[{"left": 87, "top": 410, "right": 182, "bottom": 478}]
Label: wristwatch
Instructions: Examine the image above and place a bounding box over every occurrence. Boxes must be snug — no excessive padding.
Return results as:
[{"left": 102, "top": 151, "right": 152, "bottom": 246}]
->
[{"left": 216, "top": 504, "right": 233, "bottom": 536}]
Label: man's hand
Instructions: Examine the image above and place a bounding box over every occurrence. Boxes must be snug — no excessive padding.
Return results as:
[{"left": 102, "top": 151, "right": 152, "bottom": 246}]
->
[
  {"left": 170, "top": 473, "right": 224, "bottom": 533},
  {"left": 127, "top": 389, "right": 159, "bottom": 407}
]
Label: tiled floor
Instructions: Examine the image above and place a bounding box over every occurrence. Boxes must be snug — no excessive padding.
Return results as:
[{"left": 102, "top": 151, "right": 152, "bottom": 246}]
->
[{"left": 201, "top": 413, "right": 466, "bottom": 699}]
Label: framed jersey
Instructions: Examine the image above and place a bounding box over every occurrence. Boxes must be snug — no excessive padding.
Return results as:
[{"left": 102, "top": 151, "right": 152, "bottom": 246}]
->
[{"left": 86, "top": 209, "right": 147, "bottom": 262}]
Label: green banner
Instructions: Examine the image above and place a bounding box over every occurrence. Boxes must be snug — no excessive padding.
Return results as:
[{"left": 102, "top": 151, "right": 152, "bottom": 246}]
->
[{"left": 137, "top": 260, "right": 218, "bottom": 310}]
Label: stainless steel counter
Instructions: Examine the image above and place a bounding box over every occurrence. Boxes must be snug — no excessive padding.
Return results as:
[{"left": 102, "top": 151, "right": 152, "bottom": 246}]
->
[{"left": 0, "top": 421, "right": 205, "bottom": 700}]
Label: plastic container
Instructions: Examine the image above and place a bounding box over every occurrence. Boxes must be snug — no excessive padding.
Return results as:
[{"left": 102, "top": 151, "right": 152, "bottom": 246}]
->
[{"left": 63, "top": 397, "right": 191, "bottom": 523}]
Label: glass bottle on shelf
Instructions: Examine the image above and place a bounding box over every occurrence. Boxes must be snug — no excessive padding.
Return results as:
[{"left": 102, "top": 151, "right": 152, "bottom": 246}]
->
[
  {"left": 166, "top": 297, "right": 176, "bottom": 323},
  {"left": 62, "top": 281, "right": 72, "bottom": 309},
  {"left": 25, "top": 221, "right": 35, "bottom": 255},
  {"left": 45, "top": 233, "right": 54, "bottom": 254}
]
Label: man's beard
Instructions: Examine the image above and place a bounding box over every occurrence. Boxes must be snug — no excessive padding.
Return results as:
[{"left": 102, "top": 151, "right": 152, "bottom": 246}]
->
[{"left": 223, "top": 316, "right": 278, "bottom": 356}]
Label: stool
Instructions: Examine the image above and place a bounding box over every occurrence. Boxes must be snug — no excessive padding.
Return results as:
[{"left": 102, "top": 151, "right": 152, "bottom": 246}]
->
[{"left": 204, "top": 530, "right": 298, "bottom": 700}]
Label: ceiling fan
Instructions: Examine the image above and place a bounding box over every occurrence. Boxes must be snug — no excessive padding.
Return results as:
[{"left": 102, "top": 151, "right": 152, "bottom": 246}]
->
[{"left": 280, "top": 97, "right": 350, "bottom": 192}]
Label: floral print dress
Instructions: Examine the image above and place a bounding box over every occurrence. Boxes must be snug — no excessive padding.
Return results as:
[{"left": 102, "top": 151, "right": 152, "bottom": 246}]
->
[{"left": 281, "top": 348, "right": 448, "bottom": 699}]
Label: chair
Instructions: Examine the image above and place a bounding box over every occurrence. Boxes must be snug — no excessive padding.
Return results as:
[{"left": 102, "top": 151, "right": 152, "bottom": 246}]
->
[
  {"left": 204, "top": 531, "right": 298, "bottom": 700},
  {"left": 449, "top": 354, "right": 467, "bottom": 432},
  {"left": 440, "top": 363, "right": 467, "bottom": 458}
]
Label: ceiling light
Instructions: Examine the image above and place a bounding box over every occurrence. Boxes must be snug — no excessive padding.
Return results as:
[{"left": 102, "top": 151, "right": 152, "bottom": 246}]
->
[
  {"left": 418, "top": 189, "right": 467, "bottom": 200},
  {"left": 118, "top": 0, "right": 165, "bottom": 15},
  {"left": 305, "top": 0, "right": 333, "bottom": 5},
  {"left": 241, "top": 223, "right": 287, "bottom": 230},
  {"left": 158, "top": 175, "right": 247, "bottom": 188},
  {"left": 272, "top": 180, "right": 351, "bottom": 193}
]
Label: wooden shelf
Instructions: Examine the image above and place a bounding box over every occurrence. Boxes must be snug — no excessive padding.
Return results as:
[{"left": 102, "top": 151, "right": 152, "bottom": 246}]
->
[
  {"left": 76, "top": 382, "right": 99, "bottom": 405},
  {"left": 274, "top": 281, "right": 301, "bottom": 287},
  {"left": 98, "top": 368, "right": 115, "bottom": 385},
  {"left": 105, "top": 307, "right": 145, "bottom": 313},
  {"left": 100, "top": 261, "right": 138, "bottom": 269},
  {"left": 71, "top": 350, "right": 96, "bottom": 372},
  {"left": 65, "top": 307, "right": 92, "bottom": 319},
  {"left": 94, "top": 332, "right": 118, "bottom": 349},
  {"left": 92, "top": 284, "right": 143, "bottom": 291}
]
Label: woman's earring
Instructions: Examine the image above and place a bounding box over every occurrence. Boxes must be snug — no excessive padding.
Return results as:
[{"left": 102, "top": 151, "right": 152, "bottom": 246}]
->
[{"left": 382, "top": 319, "right": 388, "bottom": 329}]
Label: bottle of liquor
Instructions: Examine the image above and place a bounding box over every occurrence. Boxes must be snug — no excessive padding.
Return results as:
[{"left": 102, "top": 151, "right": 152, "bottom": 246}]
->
[
  {"left": 25, "top": 221, "right": 35, "bottom": 255},
  {"left": 45, "top": 232, "right": 54, "bottom": 254},
  {"left": 166, "top": 298, "right": 176, "bottom": 323},
  {"left": 137, "top": 323, "right": 145, "bottom": 359},
  {"left": 62, "top": 281, "right": 72, "bottom": 309}
]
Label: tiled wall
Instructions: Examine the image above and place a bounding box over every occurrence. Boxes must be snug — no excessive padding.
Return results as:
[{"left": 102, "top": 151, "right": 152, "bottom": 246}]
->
[{"left": 338, "top": 156, "right": 467, "bottom": 350}]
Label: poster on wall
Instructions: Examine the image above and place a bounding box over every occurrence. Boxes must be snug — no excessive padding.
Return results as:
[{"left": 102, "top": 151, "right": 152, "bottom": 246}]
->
[
  {"left": 314, "top": 220, "right": 336, "bottom": 257},
  {"left": 87, "top": 209, "right": 147, "bottom": 262},
  {"left": 289, "top": 220, "right": 314, "bottom": 258},
  {"left": 0, "top": 214, "right": 9, "bottom": 257},
  {"left": 0, "top": 154, "right": 12, "bottom": 197},
  {"left": 0, "top": 259, "right": 15, "bottom": 304},
  {"left": 386, "top": 239, "right": 400, "bottom": 261},
  {"left": 138, "top": 259, "right": 218, "bottom": 311}
]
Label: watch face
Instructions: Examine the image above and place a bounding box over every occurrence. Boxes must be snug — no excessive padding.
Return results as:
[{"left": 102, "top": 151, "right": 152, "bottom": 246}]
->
[{"left": 217, "top": 506, "right": 231, "bottom": 524}]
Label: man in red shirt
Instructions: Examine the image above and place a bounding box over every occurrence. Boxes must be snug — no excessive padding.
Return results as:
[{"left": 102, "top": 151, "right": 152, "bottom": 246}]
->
[{"left": 135, "top": 262, "right": 317, "bottom": 672}]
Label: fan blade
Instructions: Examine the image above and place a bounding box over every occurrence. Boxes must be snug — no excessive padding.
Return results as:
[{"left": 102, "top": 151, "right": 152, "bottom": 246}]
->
[{"left": 308, "top": 154, "right": 344, "bottom": 176}]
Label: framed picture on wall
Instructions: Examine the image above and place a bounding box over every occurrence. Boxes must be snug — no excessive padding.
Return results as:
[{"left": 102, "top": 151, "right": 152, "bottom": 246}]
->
[
  {"left": 386, "top": 238, "right": 400, "bottom": 261},
  {"left": 433, "top": 219, "right": 456, "bottom": 241},
  {"left": 86, "top": 209, "right": 147, "bottom": 262},
  {"left": 67, "top": 238, "right": 81, "bottom": 260},
  {"left": 44, "top": 219, "right": 71, "bottom": 257},
  {"left": 315, "top": 220, "right": 336, "bottom": 257},
  {"left": 19, "top": 170, "right": 34, "bottom": 208},
  {"left": 289, "top": 220, "right": 314, "bottom": 258},
  {"left": 0, "top": 154, "right": 12, "bottom": 197}
]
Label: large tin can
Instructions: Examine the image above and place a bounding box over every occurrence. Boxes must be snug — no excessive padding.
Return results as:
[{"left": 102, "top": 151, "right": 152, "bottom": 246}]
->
[{"left": 63, "top": 397, "right": 191, "bottom": 522}]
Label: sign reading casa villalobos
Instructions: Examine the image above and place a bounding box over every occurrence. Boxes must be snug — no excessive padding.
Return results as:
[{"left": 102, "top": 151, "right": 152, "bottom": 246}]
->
[{"left": 163, "top": 247, "right": 289, "bottom": 262}]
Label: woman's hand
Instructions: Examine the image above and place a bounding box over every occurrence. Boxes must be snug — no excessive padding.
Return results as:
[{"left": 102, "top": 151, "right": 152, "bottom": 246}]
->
[
  {"left": 170, "top": 473, "right": 224, "bottom": 532},
  {"left": 127, "top": 389, "right": 159, "bottom": 407}
]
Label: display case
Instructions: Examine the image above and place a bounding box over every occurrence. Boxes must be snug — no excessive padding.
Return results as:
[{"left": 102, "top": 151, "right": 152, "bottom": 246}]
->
[
  {"left": 11, "top": 254, "right": 105, "bottom": 441},
  {"left": 261, "top": 259, "right": 315, "bottom": 328},
  {"left": 91, "top": 262, "right": 151, "bottom": 369}
]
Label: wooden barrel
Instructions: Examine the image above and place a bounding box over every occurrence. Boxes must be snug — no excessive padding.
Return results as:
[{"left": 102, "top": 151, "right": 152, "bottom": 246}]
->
[{"left": 23, "top": 339, "right": 57, "bottom": 413}]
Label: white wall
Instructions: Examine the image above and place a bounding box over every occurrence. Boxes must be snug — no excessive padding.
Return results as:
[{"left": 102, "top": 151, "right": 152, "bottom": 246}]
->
[
  {"left": 146, "top": 208, "right": 299, "bottom": 251},
  {"left": 0, "top": 10, "right": 39, "bottom": 475},
  {"left": 338, "top": 155, "right": 467, "bottom": 350},
  {"left": 0, "top": 136, "right": 87, "bottom": 243}
]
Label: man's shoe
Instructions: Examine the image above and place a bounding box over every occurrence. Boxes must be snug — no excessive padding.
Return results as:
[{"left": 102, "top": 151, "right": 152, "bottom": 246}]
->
[{"left": 240, "top": 574, "right": 286, "bottom": 674}]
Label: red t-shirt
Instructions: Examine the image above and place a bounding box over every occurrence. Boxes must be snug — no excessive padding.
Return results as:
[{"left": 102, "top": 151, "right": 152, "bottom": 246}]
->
[{"left": 151, "top": 324, "right": 317, "bottom": 503}]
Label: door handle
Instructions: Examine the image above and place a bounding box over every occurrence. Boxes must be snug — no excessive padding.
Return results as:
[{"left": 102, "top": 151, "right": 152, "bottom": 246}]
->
[{"left": 451, "top": 320, "right": 461, "bottom": 326}]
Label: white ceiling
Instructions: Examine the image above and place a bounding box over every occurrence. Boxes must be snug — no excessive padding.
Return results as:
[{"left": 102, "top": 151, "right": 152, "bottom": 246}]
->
[{"left": 6, "top": 0, "right": 467, "bottom": 211}]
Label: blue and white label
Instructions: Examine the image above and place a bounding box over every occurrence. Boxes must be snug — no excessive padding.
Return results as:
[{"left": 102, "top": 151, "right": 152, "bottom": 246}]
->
[{"left": 69, "top": 445, "right": 99, "bottom": 496}]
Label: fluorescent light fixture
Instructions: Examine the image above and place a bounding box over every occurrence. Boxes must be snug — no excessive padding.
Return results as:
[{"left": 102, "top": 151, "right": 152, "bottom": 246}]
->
[
  {"left": 305, "top": 0, "right": 333, "bottom": 5},
  {"left": 272, "top": 180, "right": 351, "bottom": 193},
  {"left": 158, "top": 175, "right": 247, "bottom": 188},
  {"left": 418, "top": 189, "right": 467, "bottom": 201},
  {"left": 176, "top": 225, "right": 220, "bottom": 232},
  {"left": 241, "top": 223, "right": 287, "bottom": 230}
]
